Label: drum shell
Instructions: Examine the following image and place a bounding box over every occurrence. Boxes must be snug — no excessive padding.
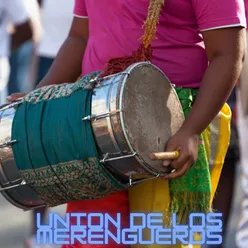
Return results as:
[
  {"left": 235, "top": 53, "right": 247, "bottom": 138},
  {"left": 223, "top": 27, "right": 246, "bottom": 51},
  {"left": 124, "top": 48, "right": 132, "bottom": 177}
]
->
[
  {"left": 91, "top": 62, "right": 185, "bottom": 180},
  {"left": 0, "top": 104, "right": 45, "bottom": 210}
]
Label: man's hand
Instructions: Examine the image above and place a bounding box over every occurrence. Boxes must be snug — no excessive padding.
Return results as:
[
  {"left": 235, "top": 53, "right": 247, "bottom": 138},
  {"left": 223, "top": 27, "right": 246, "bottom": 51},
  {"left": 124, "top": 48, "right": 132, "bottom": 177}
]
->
[
  {"left": 162, "top": 128, "right": 199, "bottom": 180},
  {"left": 160, "top": 27, "right": 245, "bottom": 180},
  {"left": 6, "top": 93, "right": 26, "bottom": 102}
]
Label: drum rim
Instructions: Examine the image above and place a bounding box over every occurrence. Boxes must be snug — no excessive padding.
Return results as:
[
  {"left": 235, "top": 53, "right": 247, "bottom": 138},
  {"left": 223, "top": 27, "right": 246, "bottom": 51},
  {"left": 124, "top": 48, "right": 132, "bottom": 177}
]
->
[
  {"left": 0, "top": 186, "right": 43, "bottom": 210},
  {"left": 119, "top": 61, "right": 183, "bottom": 176}
]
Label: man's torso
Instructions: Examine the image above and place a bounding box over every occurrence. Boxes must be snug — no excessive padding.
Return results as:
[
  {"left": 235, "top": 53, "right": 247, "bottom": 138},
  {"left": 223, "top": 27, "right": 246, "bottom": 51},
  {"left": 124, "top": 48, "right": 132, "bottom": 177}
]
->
[{"left": 82, "top": 0, "right": 207, "bottom": 88}]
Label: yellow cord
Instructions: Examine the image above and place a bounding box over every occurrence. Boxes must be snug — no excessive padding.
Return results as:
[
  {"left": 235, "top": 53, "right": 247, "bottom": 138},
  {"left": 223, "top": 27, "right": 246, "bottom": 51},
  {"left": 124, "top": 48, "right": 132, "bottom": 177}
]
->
[{"left": 141, "top": 0, "right": 165, "bottom": 48}]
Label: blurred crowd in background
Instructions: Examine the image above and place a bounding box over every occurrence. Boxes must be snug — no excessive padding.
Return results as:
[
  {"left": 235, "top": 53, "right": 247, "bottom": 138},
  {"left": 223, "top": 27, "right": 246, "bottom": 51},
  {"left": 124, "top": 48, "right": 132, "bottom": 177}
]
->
[
  {"left": 0, "top": 0, "right": 73, "bottom": 104},
  {"left": 0, "top": 0, "right": 247, "bottom": 248}
]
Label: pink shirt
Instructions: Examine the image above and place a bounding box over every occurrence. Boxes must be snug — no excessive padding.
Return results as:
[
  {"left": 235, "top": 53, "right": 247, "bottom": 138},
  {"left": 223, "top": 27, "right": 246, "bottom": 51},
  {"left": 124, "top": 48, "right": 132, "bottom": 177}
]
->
[
  {"left": 245, "top": 0, "right": 248, "bottom": 27},
  {"left": 74, "top": 0, "right": 246, "bottom": 88}
]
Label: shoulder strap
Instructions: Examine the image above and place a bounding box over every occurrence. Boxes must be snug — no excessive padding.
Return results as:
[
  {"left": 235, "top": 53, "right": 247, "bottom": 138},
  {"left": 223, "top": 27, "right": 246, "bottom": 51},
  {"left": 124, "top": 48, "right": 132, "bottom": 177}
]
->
[
  {"left": 92, "top": 0, "right": 165, "bottom": 78},
  {"left": 141, "top": 0, "right": 165, "bottom": 49}
]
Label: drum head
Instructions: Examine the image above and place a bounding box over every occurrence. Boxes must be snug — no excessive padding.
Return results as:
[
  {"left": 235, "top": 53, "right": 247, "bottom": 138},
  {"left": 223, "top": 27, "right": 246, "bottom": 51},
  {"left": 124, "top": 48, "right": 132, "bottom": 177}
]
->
[{"left": 121, "top": 63, "right": 185, "bottom": 175}]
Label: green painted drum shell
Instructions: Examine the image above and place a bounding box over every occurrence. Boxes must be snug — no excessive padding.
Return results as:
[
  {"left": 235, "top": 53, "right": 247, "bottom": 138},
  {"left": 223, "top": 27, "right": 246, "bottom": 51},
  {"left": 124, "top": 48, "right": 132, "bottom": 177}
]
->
[{"left": 11, "top": 73, "right": 127, "bottom": 208}]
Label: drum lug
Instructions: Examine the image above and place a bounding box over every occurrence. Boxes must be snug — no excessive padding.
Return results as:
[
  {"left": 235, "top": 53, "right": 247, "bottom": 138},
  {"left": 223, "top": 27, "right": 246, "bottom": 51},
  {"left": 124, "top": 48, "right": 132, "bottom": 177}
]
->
[
  {"left": 0, "top": 180, "right": 27, "bottom": 192},
  {"left": 100, "top": 152, "right": 137, "bottom": 164},
  {"left": 82, "top": 109, "right": 122, "bottom": 121},
  {"left": 0, "top": 139, "right": 17, "bottom": 148},
  {"left": 0, "top": 100, "right": 22, "bottom": 111},
  {"left": 84, "top": 77, "right": 101, "bottom": 90},
  {"left": 121, "top": 72, "right": 131, "bottom": 77},
  {"left": 128, "top": 174, "right": 160, "bottom": 187}
]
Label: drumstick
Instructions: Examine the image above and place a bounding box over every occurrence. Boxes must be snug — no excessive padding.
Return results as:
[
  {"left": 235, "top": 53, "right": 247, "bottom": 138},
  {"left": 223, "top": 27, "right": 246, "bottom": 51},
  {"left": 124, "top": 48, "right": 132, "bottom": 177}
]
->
[{"left": 149, "top": 151, "right": 179, "bottom": 160}]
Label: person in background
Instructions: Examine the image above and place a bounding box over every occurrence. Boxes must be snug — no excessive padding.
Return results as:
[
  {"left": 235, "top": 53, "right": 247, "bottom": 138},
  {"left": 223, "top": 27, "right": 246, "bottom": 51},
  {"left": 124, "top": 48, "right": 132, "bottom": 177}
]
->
[
  {"left": 35, "top": 0, "right": 74, "bottom": 86},
  {"left": 0, "top": 0, "right": 33, "bottom": 104},
  {"left": 24, "top": 1, "right": 74, "bottom": 248},
  {"left": 7, "top": 0, "right": 41, "bottom": 95}
]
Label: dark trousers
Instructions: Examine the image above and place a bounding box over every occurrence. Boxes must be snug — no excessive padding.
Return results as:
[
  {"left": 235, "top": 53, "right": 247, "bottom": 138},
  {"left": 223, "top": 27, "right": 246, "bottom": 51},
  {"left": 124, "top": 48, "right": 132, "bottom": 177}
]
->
[
  {"left": 35, "top": 56, "right": 54, "bottom": 86},
  {"left": 8, "top": 41, "right": 33, "bottom": 94}
]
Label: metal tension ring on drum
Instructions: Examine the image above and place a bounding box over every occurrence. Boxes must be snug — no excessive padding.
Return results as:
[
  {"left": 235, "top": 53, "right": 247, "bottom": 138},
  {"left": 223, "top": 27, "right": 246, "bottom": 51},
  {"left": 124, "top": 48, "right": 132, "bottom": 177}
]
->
[
  {"left": 100, "top": 152, "right": 137, "bottom": 164},
  {"left": 0, "top": 180, "right": 47, "bottom": 211},
  {"left": 0, "top": 180, "right": 27, "bottom": 192},
  {"left": 0, "top": 100, "right": 22, "bottom": 111},
  {"left": 84, "top": 77, "right": 101, "bottom": 90},
  {"left": 82, "top": 109, "right": 122, "bottom": 121},
  {"left": 128, "top": 174, "right": 160, "bottom": 187},
  {"left": 0, "top": 139, "right": 17, "bottom": 148}
]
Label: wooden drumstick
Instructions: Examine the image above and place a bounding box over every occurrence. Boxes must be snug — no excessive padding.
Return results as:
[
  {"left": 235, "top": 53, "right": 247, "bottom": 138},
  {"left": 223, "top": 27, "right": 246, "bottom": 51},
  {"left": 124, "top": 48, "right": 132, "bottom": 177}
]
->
[{"left": 149, "top": 151, "right": 180, "bottom": 160}]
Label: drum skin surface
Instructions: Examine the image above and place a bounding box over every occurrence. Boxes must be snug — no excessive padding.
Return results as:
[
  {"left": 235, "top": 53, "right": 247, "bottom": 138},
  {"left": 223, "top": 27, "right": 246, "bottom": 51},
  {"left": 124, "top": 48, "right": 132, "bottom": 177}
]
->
[{"left": 121, "top": 63, "right": 185, "bottom": 174}]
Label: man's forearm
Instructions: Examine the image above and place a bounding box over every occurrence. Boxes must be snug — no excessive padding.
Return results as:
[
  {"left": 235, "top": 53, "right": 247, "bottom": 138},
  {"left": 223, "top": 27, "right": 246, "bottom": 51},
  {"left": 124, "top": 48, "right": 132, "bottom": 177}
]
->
[
  {"left": 37, "top": 36, "right": 87, "bottom": 88},
  {"left": 180, "top": 54, "right": 244, "bottom": 135}
]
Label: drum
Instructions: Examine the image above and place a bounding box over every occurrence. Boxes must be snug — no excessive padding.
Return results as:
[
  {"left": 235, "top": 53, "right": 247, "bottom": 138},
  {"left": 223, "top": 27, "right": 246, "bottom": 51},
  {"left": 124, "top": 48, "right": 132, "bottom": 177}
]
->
[
  {"left": 239, "top": 31, "right": 248, "bottom": 116},
  {"left": 90, "top": 62, "right": 185, "bottom": 184},
  {"left": 0, "top": 62, "right": 185, "bottom": 211}
]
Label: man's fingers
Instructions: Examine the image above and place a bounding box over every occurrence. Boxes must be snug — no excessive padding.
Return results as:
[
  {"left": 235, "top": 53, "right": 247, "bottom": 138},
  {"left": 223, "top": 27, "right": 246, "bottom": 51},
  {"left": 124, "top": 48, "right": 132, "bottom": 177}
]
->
[
  {"left": 6, "top": 93, "right": 25, "bottom": 102},
  {"left": 169, "top": 149, "right": 190, "bottom": 170},
  {"left": 163, "top": 140, "right": 178, "bottom": 166},
  {"left": 163, "top": 161, "right": 191, "bottom": 180},
  {"left": 163, "top": 160, "right": 172, "bottom": 166}
]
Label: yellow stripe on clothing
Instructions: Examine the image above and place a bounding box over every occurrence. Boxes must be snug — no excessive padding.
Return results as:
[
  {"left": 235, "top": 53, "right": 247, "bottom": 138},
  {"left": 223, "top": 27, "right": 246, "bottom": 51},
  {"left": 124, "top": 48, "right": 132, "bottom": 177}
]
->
[
  {"left": 209, "top": 103, "right": 231, "bottom": 204},
  {"left": 128, "top": 103, "right": 231, "bottom": 248}
]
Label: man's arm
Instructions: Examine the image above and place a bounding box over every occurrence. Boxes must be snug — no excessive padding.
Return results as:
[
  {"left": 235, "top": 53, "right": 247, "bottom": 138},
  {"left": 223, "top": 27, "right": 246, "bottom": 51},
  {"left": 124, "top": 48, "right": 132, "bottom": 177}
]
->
[
  {"left": 163, "top": 27, "right": 246, "bottom": 179},
  {"left": 36, "top": 17, "right": 89, "bottom": 88},
  {"left": 180, "top": 27, "right": 246, "bottom": 136}
]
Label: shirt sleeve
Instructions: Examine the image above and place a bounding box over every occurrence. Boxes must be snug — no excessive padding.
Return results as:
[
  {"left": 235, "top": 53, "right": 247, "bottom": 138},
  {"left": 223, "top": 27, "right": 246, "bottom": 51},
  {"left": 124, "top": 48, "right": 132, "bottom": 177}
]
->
[
  {"left": 4, "top": 0, "right": 29, "bottom": 25},
  {"left": 192, "top": 0, "right": 247, "bottom": 31},
  {"left": 73, "top": 0, "right": 88, "bottom": 18}
]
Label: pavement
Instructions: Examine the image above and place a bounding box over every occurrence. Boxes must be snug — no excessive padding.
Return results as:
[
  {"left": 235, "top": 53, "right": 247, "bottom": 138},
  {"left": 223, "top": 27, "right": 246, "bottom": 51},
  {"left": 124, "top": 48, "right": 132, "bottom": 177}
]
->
[{"left": 0, "top": 164, "right": 243, "bottom": 248}]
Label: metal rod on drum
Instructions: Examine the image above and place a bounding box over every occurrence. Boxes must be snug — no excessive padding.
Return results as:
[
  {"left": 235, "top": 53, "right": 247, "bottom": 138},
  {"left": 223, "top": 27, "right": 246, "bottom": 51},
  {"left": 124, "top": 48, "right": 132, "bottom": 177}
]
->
[
  {"left": 0, "top": 140, "right": 17, "bottom": 148},
  {"left": 149, "top": 151, "right": 179, "bottom": 160},
  {"left": 0, "top": 97, "right": 23, "bottom": 111},
  {"left": 0, "top": 180, "right": 27, "bottom": 192}
]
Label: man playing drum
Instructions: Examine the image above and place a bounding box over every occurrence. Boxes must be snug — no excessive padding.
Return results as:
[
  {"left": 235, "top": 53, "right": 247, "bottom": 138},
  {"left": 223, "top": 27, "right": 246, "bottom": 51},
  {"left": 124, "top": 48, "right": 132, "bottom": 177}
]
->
[{"left": 8, "top": 0, "right": 246, "bottom": 247}]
